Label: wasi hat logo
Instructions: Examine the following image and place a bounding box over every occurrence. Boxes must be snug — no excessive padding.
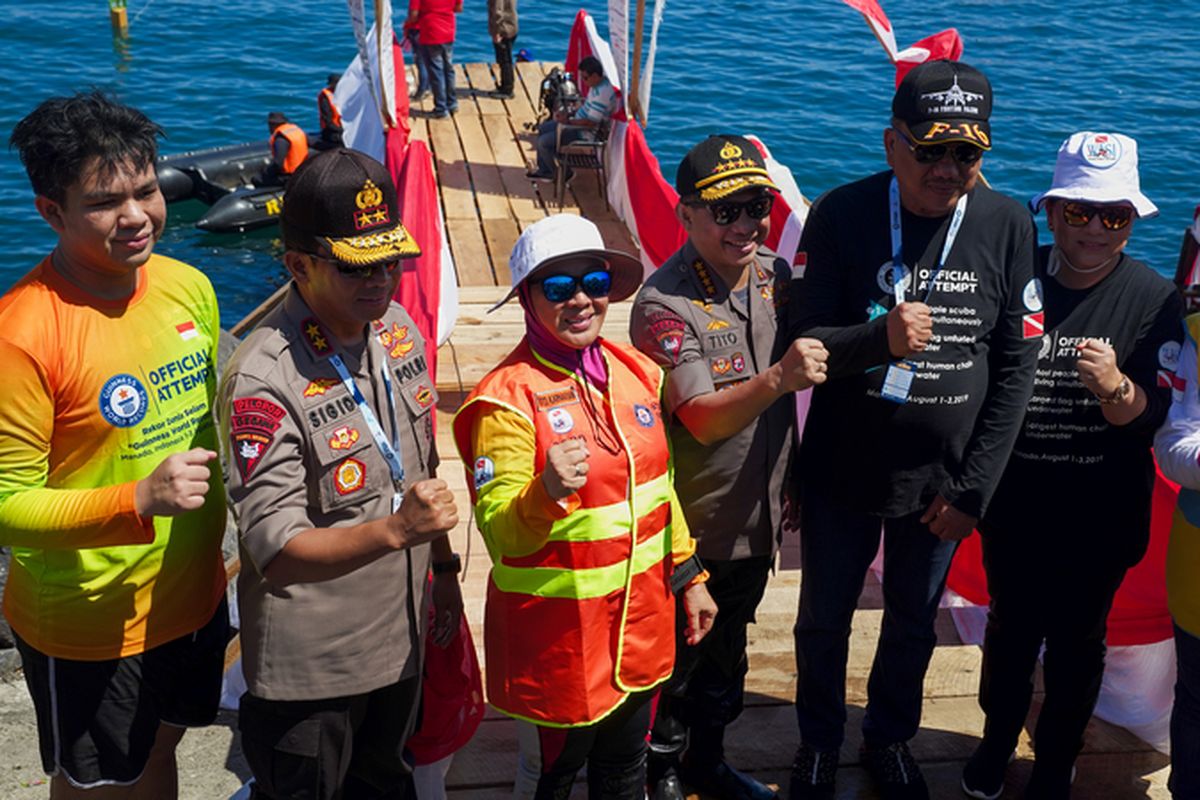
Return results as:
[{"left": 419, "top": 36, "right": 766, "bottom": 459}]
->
[{"left": 1081, "top": 133, "right": 1122, "bottom": 167}]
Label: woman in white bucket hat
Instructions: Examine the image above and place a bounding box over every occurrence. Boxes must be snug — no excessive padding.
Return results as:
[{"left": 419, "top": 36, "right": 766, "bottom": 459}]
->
[
  {"left": 451, "top": 214, "right": 716, "bottom": 799},
  {"left": 961, "top": 132, "right": 1184, "bottom": 800}
]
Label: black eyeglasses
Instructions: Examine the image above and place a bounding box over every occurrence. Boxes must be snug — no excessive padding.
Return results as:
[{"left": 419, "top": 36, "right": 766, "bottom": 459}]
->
[
  {"left": 539, "top": 269, "right": 612, "bottom": 302},
  {"left": 893, "top": 127, "right": 985, "bottom": 166},
  {"left": 690, "top": 194, "right": 775, "bottom": 226},
  {"left": 1060, "top": 201, "right": 1134, "bottom": 232},
  {"left": 309, "top": 252, "right": 402, "bottom": 279}
]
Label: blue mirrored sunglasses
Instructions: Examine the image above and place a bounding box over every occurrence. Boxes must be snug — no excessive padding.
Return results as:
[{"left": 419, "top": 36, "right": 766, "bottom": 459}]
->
[{"left": 539, "top": 270, "right": 612, "bottom": 302}]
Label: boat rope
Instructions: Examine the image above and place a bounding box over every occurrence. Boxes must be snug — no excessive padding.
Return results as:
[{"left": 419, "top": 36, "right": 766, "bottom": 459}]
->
[{"left": 131, "top": 0, "right": 158, "bottom": 24}]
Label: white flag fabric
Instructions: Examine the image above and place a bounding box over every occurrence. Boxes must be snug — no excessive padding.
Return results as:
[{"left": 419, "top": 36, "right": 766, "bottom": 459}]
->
[{"left": 636, "top": 0, "right": 667, "bottom": 122}]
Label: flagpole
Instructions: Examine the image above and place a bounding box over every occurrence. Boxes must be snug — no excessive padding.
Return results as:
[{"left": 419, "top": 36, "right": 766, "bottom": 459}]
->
[{"left": 629, "top": 0, "right": 646, "bottom": 125}]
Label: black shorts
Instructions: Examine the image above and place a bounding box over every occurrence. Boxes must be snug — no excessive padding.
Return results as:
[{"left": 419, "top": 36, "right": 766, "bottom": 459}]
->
[{"left": 15, "top": 596, "right": 230, "bottom": 788}]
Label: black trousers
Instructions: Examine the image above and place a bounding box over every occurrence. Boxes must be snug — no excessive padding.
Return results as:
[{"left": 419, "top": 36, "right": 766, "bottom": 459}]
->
[
  {"left": 649, "top": 557, "right": 772, "bottom": 768},
  {"left": 976, "top": 524, "right": 1128, "bottom": 774},
  {"left": 241, "top": 676, "right": 421, "bottom": 800},
  {"left": 493, "top": 36, "right": 515, "bottom": 93},
  {"left": 527, "top": 691, "right": 653, "bottom": 800}
]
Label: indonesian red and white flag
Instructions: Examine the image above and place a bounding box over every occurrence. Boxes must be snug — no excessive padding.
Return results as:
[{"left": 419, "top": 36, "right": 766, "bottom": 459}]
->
[{"left": 840, "top": 0, "right": 899, "bottom": 62}]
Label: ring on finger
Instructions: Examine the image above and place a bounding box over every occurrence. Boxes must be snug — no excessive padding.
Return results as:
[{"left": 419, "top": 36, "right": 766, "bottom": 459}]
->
[{"left": 575, "top": 464, "right": 585, "bottom": 476}]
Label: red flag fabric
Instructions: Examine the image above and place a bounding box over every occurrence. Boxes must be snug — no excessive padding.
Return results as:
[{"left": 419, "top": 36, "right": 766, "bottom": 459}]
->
[
  {"left": 840, "top": 0, "right": 899, "bottom": 61},
  {"left": 894, "top": 28, "right": 964, "bottom": 86},
  {"left": 622, "top": 122, "right": 685, "bottom": 267},
  {"left": 946, "top": 466, "right": 1177, "bottom": 647}
]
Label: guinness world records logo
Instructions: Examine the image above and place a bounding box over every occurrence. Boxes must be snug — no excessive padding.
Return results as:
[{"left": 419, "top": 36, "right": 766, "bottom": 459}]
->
[{"left": 99, "top": 374, "right": 149, "bottom": 428}]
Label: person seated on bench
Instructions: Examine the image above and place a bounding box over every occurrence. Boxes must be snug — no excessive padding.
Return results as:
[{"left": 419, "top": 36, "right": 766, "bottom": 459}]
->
[{"left": 527, "top": 56, "right": 618, "bottom": 182}]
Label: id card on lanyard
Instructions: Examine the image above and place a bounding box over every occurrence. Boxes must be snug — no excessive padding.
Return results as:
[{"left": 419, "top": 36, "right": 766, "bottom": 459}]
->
[
  {"left": 330, "top": 342, "right": 406, "bottom": 513},
  {"left": 884, "top": 175, "right": 968, "bottom": 403}
]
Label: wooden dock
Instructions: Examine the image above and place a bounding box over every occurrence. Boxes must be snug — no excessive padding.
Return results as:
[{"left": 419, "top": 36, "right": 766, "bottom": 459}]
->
[{"left": 408, "top": 62, "right": 1172, "bottom": 798}]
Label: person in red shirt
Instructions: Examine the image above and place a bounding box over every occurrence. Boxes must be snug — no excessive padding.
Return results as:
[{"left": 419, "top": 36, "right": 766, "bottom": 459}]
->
[{"left": 407, "top": 0, "right": 463, "bottom": 118}]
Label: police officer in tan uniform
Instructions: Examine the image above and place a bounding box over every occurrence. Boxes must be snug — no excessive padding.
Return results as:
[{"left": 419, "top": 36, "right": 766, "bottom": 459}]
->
[
  {"left": 630, "top": 135, "right": 828, "bottom": 800},
  {"left": 220, "top": 148, "right": 461, "bottom": 800}
]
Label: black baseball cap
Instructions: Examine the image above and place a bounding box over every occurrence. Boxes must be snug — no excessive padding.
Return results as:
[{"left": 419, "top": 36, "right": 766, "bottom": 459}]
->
[
  {"left": 892, "top": 60, "right": 993, "bottom": 149},
  {"left": 281, "top": 149, "right": 421, "bottom": 265},
  {"left": 676, "top": 135, "right": 780, "bottom": 202}
]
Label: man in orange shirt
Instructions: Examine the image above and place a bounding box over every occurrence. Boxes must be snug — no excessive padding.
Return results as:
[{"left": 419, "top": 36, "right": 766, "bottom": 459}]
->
[{"left": 2, "top": 91, "right": 228, "bottom": 799}]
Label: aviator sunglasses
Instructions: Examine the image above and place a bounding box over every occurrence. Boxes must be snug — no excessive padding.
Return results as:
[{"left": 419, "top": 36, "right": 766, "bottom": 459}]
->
[
  {"left": 692, "top": 194, "right": 775, "bottom": 226},
  {"left": 309, "top": 252, "right": 403, "bottom": 279},
  {"left": 893, "top": 127, "right": 985, "bottom": 166},
  {"left": 538, "top": 269, "right": 612, "bottom": 303},
  {"left": 1059, "top": 201, "right": 1134, "bottom": 232}
]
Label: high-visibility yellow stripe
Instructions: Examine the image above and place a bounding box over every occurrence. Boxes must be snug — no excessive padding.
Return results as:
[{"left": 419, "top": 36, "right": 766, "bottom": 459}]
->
[
  {"left": 545, "top": 473, "right": 672, "bottom": 543},
  {"left": 491, "top": 526, "right": 670, "bottom": 598}
]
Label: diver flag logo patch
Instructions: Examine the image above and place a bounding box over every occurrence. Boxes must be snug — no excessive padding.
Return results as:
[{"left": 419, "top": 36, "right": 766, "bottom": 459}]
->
[
  {"left": 1022, "top": 312, "right": 1044, "bottom": 339},
  {"left": 176, "top": 320, "right": 199, "bottom": 340}
]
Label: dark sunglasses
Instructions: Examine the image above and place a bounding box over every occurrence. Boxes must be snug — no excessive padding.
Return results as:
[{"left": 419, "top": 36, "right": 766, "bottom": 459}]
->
[
  {"left": 310, "top": 252, "right": 402, "bottom": 279},
  {"left": 893, "top": 127, "right": 985, "bottom": 166},
  {"left": 539, "top": 269, "right": 612, "bottom": 303},
  {"left": 695, "top": 194, "right": 775, "bottom": 226},
  {"left": 1060, "top": 201, "right": 1134, "bottom": 231}
]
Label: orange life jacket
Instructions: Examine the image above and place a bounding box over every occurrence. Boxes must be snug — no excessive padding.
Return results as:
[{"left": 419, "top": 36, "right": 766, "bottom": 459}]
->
[
  {"left": 453, "top": 339, "right": 678, "bottom": 727},
  {"left": 318, "top": 88, "right": 342, "bottom": 130},
  {"left": 269, "top": 123, "right": 309, "bottom": 175}
]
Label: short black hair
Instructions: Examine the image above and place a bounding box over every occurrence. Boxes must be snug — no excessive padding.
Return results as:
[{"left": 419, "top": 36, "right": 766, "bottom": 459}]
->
[
  {"left": 578, "top": 56, "right": 604, "bottom": 78},
  {"left": 9, "top": 90, "right": 163, "bottom": 204},
  {"left": 268, "top": 111, "right": 289, "bottom": 128},
  {"left": 327, "top": 73, "right": 340, "bottom": 87}
]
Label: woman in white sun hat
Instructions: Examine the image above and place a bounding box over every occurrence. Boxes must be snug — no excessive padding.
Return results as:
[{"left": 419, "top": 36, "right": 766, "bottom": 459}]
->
[
  {"left": 451, "top": 214, "right": 716, "bottom": 799},
  {"left": 961, "top": 132, "right": 1184, "bottom": 800}
]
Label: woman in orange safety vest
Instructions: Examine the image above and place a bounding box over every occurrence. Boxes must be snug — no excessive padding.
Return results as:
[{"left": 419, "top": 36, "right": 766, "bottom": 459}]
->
[{"left": 453, "top": 214, "right": 716, "bottom": 799}]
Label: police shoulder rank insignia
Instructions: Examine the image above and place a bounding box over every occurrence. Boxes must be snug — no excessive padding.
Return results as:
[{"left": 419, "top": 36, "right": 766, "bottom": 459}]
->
[
  {"left": 301, "top": 318, "right": 333, "bottom": 357},
  {"left": 230, "top": 396, "right": 288, "bottom": 481},
  {"left": 334, "top": 457, "right": 366, "bottom": 495}
]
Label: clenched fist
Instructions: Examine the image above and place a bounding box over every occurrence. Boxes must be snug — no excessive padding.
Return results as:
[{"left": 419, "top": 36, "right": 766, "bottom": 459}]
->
[
  {"left": 135, "top": 448, "right": 217, "bottom": 517},
  {"left": 778, "top": 337, "right": 829, "bottom": 392},
  {"left": 391, "top": 479, "right": 458, "bottom": 548},
  {"left": 1075, "top": 339, "right": 1123, "bottom": 398},
  {"left": 887, "top": 301, "right": 933, "bottom": 358},
  {"left": 542, "top": 439, "right": 589, "bottom": 500}
]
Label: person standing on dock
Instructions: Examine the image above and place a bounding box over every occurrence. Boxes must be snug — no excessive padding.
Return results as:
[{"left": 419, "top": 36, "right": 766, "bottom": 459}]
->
[
  {"left": 786, "top": 60, "right": 1039, "bottom": 800},
  {"left": 408, "top": 0, "right": 463, "bottom": 119},
  {"left": 487, "top": 0, "right": 517, "bottom": 99},
  {"left": 1, "top": 90, "right": 229, "bottom": 800},
  {"left": 316, "top": 74, "right": 344, "bottom": 147},
  {"left": 629, "top": 135, "right": 829, "bottom": 800},
  {"left": 220, "top": 148, "right": 463, "bottom": 800},
  {"left": 454, "top": 213, "right": 716, "bottom": 800}
]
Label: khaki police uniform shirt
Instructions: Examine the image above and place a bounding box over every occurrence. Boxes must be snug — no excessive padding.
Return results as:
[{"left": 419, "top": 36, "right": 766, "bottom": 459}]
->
[
  {"left": 630, "top": 241, "right": 794, "bottom": 560},
  {"left": 221, "top": 286, "right": 439, "bottom": 701}
]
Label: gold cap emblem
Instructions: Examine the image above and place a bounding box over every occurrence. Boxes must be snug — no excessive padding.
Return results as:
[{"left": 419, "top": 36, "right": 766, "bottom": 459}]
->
[
  {"left": 355, "top": 179, "right": 383, "bottom": 210},
  {"left": 719, "top": 141, "right": 743, "bottom": 160}
]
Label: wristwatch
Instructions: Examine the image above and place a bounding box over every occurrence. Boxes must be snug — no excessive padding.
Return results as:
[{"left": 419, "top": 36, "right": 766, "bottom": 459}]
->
[
  {"left": 1099, "top": 375, "right": 1132, "bottom": 405},
  {"left": 432, "top": 553, "right": 462, "bottom": 576}
]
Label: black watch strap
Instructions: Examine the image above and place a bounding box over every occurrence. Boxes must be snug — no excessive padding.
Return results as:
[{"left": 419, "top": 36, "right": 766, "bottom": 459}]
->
[
  {"left": 432, "top": 553, "right": 462, "bottom": 576},
  {"left": 670, "top": 554, "right": 704, "bottom": 594}
]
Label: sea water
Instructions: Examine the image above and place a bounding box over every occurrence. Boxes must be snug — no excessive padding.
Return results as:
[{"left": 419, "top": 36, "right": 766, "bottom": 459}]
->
[{"left": 0, "top": 0, "right": 1195, "bottom": 325}]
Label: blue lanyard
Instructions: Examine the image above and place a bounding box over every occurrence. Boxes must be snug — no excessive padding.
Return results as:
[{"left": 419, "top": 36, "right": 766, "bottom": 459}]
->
[
  {"left": 329, "top": 345, "right": 405, "bottom": 490},
  {"left": 889, "top": 175, "right": 968, "bottom": 305}
]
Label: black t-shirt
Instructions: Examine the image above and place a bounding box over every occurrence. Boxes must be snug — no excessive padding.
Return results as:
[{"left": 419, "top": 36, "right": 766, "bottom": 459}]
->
[
  {"left": 789, "top": 170, "right": 1039, "bottom": 518},
  {"left": 983, "top": 246, "right": 1184, "bottom": 563}
]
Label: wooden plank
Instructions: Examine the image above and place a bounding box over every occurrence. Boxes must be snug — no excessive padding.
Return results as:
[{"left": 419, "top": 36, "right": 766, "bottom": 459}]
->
[
  {"left": 444, "top": 216, "right": 494, "bottom": 287},
  {"left": 455, "top": 113, "right": 511, "bottom": 220},
  {"left": 404, "top": 63, "right": 431, "bottom": 115},
  {"left": 481, "top": 217, "right": 520, "bottom": 286},
  {"left": 464, "top": 62, "right": 507, "bottom": 116},
  {"left": 453, "top": 63, "right": 471, "bottom": 114},
  {"left": 427, "top": 119, "right": 477, "bottom": 221},
  {"left": 481, "top": 115, "right": 544, "bottom": 223},
  {"left": 503, "top": 61, "right": 540, "bottom": 122}
]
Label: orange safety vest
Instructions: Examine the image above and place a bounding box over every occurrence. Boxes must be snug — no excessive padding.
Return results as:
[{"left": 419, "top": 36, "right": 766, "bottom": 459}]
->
[
  {"left": 318, "top": 88, "right": 343, "bottom": 129},
  {"left": 453, "top": 339, "right": 678, "bottom": 727},
  {"left": 269, "top": 122, "right": 309, "bottom": 174}
]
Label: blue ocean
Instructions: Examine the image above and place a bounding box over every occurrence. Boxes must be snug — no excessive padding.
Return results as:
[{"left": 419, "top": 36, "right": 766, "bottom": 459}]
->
[{"left": 1, "top": 0, "right": 1195, "bottom": 325}]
